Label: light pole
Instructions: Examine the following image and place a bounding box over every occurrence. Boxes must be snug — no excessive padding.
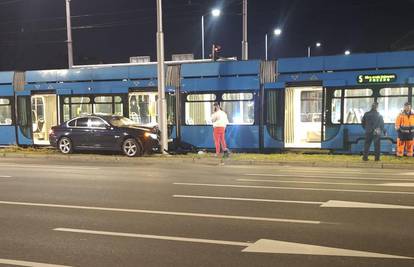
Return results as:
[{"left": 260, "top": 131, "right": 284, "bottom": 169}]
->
[
  {"left": 307, "top": 42, "right": 322, "bottom": 58},
  {"left": 201, "top": 8, "right": 221, "bottom": 59},
  {"left": 156, "top": 0, "right": 168, "bottom": 154},
  {"left": 65, "top": 0, "right": 74, "bottom": 68},
  {"left": 242, "top": 0, "right": 248, "bottom": 60},
  {"left": 265, "top": 28, "right": 282, "bottom": 61}
]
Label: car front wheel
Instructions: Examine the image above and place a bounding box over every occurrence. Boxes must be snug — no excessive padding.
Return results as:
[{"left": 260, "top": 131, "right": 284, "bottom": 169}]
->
[
  {"left": 122, "top": 138, "right": 142, "bottom": 157},
  {"left": 58, "top": 137, "right": 73, "bottom": 154}
]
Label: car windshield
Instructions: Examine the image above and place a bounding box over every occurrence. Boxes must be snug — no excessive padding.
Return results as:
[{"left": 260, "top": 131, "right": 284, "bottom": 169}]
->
[{"left": 109, "top": 117, "right": 137, "bottom": 127}]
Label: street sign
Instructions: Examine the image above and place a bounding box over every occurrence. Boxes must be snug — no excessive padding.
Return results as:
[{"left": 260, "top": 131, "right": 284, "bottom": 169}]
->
[{"left": 130, "top": 56, "right": 151, "bottom": 63}]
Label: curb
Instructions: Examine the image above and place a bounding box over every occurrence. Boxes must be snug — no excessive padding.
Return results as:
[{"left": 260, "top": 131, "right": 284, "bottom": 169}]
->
[{"left": 2, "top": 152, "right": 414, "bottom": 170}]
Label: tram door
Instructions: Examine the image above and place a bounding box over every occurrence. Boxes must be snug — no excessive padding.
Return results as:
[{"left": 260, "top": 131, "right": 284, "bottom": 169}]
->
[
  {"left": 284, "top": 87, "right": 323, "bottom": 148},
  {"left": 31, "top": 94, "right": 57, "bottom": 145}
]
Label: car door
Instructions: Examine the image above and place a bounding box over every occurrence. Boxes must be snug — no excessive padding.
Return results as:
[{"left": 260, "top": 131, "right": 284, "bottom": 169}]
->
[
  {"left": 69, "top": 117, "right": 92, "bottom": 148},
  {"left": 89, "top": 117, "right": 118, "bottom": 149}
]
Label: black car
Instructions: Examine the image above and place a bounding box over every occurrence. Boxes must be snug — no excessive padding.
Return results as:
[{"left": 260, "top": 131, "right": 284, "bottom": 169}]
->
[{"left": 49, "top": 115, "right": 160, "bottom": 157}]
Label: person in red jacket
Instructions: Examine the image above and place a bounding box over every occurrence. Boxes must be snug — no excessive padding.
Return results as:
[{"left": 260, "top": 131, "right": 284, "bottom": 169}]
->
[{"left": 395, "top": 102, "right": 414, "bottom": 157}]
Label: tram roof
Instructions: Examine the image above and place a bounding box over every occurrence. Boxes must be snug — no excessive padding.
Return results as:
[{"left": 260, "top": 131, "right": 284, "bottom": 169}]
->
[
  {"left": 0, "top": 72, "right": 14, "bottom": 84},
  {"left": 277, "top": 50, "right": 414, "bottom": 74}
]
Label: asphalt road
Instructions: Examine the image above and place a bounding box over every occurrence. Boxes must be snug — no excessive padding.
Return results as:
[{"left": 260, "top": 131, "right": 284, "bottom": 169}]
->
[{"left": 0, "top": 157, "right": 413, "bottom": 267}]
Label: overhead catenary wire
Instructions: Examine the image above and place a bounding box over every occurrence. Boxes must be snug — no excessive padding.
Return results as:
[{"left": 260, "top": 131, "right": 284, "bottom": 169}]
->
[
  {"left": 0, "top": 0, "right": 24, "bottom": 5},
  {"left": 0, "top": 10, "right": 216, "bottom": 36}
]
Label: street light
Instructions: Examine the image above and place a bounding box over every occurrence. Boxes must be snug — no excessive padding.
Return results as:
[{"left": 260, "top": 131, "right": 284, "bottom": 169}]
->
[
  {"left": 308, "top": 42, "right": 322, "bottom": 58},
  {"left": 156, "top": 0, "right": 168, "bottom": 154},
  {"left": 345, "top": 50, "right": 351, "bottom": 56},
  {"left": 65, "top": 0, "right": 73, "bottom": 68},
  {"left": 242, "top": 0, "right": 248, "bottom": 60},
  {"left": 212, "top": 9, "right": 221, "bottom": 17},
  {"left": 265, "top": 28, "right": 282, "bottom": 61},
  {"left": 201, "top": 8, "right": 221, "bottom": 59},
  {"left": 274, "top": 28, "right": 282, "bottom": 36}
]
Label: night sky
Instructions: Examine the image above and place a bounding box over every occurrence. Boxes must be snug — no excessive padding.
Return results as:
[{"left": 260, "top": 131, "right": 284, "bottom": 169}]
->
[{"left": 0, "top": 0, "right": 413, "bottom": 71}]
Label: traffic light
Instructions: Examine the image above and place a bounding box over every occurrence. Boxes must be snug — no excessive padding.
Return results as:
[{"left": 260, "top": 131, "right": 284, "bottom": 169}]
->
[{"left": 211, "top": 44, "right": 222, "bottom": 61}]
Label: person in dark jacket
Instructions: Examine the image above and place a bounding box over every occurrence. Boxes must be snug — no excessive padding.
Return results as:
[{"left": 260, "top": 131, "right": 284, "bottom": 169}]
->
[{"left": 361, "top": 102, "right": 385, "bottom": 161}]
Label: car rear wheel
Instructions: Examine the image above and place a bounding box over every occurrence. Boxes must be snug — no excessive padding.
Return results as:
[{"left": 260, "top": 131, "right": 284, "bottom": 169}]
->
[
  {"left": 123, "top": 138, "right": 142, "bottom": 157},
  {"left": 58, "top": 137, "right": 73, "bottom": 154}
]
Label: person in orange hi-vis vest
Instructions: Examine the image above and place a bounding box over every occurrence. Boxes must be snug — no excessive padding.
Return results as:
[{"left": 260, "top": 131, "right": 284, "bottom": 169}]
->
[{"left": 395, "top": 102, "right": 414, "bottom": 157}]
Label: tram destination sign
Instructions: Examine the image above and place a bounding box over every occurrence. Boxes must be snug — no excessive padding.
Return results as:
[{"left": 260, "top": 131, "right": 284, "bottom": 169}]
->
[{"left": 357, "top": 74, "right": 397, "bottom": 84}]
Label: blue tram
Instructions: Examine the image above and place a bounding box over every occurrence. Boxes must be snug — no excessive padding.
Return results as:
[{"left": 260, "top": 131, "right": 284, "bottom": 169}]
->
[{"left": 1, "top": 50, "right": 414, "bottom": 154}]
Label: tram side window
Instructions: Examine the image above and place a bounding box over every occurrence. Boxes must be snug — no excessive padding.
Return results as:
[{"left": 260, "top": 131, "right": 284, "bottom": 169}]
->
[
  {"left": 0, "top": 98, "right": 12, "bottom": 125},
  {"left": 185, "top": 94, "right": 216, "bottom": 125},
  {"left": 221, "top": 93, "right": 255, "bottom": 125},
  {"left": 331, "top": 90, "right": 342, "bottom": 124},
  {"left": 129, "top": 92, "right": 158, "bottom": 125},
  {"left": 94, "top": 96, "right": 123, "bottom": 116},
  {"left": 377, "top": 87, "right": 409, "bottom": 123},
  {"left": 343, "top": 89, "right": 373, "bottom": 124},
  {"left": 63, "top": 97, "right": 93, "bottom": 121}
]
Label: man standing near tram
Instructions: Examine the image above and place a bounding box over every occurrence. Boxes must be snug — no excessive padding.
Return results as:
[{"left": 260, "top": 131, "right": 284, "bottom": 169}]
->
[
  {"left": 362, "top": 102, "right": 385, "bottom": 161},
  {"left": 395, "top": 102, "right": 414, "bottom": 157}
]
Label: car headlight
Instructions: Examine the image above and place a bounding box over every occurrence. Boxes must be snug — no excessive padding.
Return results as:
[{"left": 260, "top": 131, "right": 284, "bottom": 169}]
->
[{"left": 144, "top": 132, "right": 158, "bottom": 140}]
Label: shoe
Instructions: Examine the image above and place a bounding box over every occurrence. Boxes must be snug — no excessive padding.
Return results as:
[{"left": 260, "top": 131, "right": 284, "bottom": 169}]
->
[
  {"left": 223, "top": 150, "right": 229, "bottom": 158},
  {"left": 375, "top": 159, "right": 380, "bottom": 162},
  {"left": 362, "top": 157, "right": 369, "bottom": 161}
]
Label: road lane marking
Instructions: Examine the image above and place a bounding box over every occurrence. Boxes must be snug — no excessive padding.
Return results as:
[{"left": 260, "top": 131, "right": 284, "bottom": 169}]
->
[
  {"left": 0, "top": 258, "right": 71, "bottom": 267},
  {"left": 54, "top": 228, "right": 412, "bottom": 259},
  {"left": 321, "top": 200, "right": 414, "bottom": 210},
  {"left": 173, "top": 195, "right": 323, "bottom": 205},
  {"left": 240, "top": 179, "right": 414, "bottom": 188},
  {"left": 238, "top": 179, "right": 382, "bottom": 187},
  {"left": 244, "top": 174, "right": 414, "bottom": 181},
  {"left": 0, "top": 175, "right": 11, "bottom": 178},
  {"left": 242, "top": 239, "right": 412, "bottom": 259},
  {"left": 174, "top": 195, "right": 414, "bottom": 210},
  {"left": 174, "top": 183, "right": 414, "bottom": 195},
  {"left": 226, "top": 166, "right": 364, "bottom": 173},
  {"left": 54, "top": 228, "right": 250, "bottom": 247},
  {"left": 0, "top": 200, "right": 320, "bottom": 224},
  {"left": 381, "top": 183, "right": 414, "bottom": 187},
  {"left": 0, "top": 164, "right": 99, "bottom": 170}
]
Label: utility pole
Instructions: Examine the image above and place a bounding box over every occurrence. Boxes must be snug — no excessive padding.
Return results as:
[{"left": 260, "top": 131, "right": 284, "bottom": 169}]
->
[
  {"left": 201, "top": 15, "right": 205, "bottom": 59},
  {"left": 242, "top": 0, "right": 248, "bottom": 60},
  {"left": 156, "top": 0, "right": 168, "bottom": 154},
  {"left": 65, "top": 0, "right": 74, "bottom": 68}
]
